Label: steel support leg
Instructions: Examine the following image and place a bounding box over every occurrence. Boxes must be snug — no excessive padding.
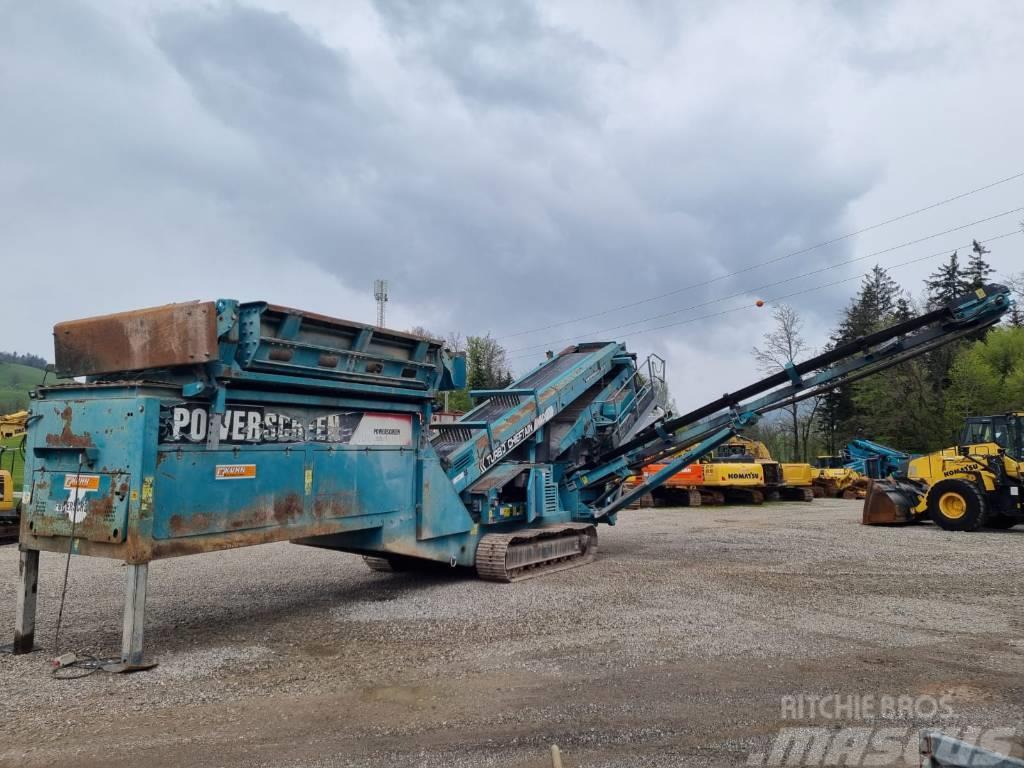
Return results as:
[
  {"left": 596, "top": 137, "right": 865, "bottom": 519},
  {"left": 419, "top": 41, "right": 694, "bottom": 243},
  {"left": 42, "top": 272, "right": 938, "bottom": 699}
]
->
[
  {"left": 121, "top": 563, "right": 148, "bottom": 665},
  {"left": 13, "top": 549, "right": 40, "bottom": 654}
]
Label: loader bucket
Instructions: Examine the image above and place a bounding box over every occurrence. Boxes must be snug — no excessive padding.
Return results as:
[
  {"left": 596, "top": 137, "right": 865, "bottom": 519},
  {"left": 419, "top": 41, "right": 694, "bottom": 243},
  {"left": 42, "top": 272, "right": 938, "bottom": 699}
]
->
[{"left": 861, "top": 479, "right": 922, "bottom": 525}]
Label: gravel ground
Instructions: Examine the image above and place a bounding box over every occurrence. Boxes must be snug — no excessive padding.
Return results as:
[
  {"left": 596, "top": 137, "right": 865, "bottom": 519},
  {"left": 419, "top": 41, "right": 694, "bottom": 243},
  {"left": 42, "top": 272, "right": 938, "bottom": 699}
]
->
[{"left": 1, "top": 499, "right": 1022, "bottom": 767}]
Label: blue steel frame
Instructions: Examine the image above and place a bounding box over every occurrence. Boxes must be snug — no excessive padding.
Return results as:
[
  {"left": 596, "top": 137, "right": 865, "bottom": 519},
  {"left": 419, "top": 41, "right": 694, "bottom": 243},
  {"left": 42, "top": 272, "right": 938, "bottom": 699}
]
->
[{"left": 9, "top": 285, "right": 1012, "bottom": 663}]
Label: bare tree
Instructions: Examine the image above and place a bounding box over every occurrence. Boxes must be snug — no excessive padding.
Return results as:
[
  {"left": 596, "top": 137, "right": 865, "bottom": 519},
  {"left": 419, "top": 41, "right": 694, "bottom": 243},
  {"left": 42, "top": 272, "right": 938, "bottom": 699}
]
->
[
  {"left": 752, "top": 304, "right": 815, "bottom": 461},
  {"left": 408, "top": 327, "right": 468, "bottom": 355},
  {"left": 445, "top": 332, "right": 466, "bottom": 354},
  {"left": 1006, "top": 273, "right": 1024, "bottom": 327}
]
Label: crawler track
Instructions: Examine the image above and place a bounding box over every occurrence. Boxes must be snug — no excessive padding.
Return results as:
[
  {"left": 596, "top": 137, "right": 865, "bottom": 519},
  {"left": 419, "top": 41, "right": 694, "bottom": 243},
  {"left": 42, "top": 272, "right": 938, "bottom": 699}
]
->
[{"left": 475, "top": 523, "right": 597, "bottom": 582}]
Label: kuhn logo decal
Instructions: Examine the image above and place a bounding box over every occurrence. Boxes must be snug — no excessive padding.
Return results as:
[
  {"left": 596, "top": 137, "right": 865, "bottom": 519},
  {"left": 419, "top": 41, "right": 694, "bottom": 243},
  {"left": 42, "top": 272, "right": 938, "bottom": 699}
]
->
[
  {"left": 64, "top": 475, "right": 101, "bottom": 491},
  {"left": 215, "top": 464, "right": 256, "bottom": 480}
]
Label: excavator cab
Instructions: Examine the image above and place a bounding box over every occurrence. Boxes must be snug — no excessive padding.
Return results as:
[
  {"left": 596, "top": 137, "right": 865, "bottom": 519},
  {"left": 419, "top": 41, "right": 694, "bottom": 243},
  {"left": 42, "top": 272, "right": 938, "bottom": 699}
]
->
[{"left": 714, "top": 443, "right": 757, "bottom": 462}]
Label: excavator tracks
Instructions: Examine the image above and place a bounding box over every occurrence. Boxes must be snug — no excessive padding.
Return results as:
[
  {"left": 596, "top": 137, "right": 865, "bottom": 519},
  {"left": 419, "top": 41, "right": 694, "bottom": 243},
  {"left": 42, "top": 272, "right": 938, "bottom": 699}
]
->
[{"left": 476, "top": 523, "right": 597, "bottom": 582}]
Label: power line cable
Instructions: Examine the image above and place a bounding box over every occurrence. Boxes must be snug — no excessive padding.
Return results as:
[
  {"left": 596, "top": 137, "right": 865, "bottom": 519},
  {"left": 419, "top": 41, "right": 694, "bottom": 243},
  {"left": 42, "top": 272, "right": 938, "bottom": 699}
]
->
[
  {"left": 507, "top": 228, "right": 1023, "bottom": 363},
  {"left": 506, "top": 207, "right": 1023, "bottom": 357},
  {"left": 500, "top": 170, "right": 1024, "bottom": 339}
]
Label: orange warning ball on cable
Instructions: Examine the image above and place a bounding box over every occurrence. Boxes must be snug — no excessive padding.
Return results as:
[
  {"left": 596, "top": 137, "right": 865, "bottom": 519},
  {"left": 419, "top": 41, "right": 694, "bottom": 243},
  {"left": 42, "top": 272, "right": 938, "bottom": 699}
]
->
[{"left": 755, "top": 299, "right": 765, "bottom": 307}]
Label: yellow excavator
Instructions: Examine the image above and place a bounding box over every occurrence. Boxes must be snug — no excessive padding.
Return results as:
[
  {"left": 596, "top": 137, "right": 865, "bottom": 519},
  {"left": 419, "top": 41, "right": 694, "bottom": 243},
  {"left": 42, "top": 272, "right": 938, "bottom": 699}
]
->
[
  {"left": 624, "top": 437, "right": 812, "bottom": 506},
  {"left": 711, "top": 436, "right": 815, "bottom": 502},
  {"left": 863, "top": 412, "right": 1023, "bottom": 530}
]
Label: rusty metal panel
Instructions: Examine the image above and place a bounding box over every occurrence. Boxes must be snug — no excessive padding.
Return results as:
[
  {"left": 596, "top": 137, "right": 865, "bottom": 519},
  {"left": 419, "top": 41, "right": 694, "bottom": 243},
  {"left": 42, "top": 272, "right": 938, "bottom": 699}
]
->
[
  {"left": 28, "top": 470, "right": 130, "bottom": 544},
  {"left": 54, "top": 301, "right": 218, "bottom": 376}
]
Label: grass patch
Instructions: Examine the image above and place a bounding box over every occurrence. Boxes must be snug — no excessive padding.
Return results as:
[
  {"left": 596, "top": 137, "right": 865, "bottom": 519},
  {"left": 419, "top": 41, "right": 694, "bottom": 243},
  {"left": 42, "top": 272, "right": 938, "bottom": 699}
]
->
[{"left": 1, "top": 434, "right": 25, "bottom": 490}]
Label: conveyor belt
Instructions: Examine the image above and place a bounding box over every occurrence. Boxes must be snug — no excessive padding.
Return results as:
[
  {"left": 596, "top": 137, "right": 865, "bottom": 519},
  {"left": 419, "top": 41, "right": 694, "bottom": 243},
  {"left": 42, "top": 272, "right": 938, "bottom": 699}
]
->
[
  {"left": 432, "top": 350, "right": 596, "bottom": 461},
  {"left": 585, "top": 286, "right": 1011, "bottom": 471}
]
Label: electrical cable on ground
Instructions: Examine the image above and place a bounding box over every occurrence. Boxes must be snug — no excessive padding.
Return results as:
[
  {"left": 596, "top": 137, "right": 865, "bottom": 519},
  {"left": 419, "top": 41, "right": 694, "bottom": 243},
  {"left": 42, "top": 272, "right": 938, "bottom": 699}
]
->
[{"left": 49, "top": 453, "right": 120, "bottom": 680}]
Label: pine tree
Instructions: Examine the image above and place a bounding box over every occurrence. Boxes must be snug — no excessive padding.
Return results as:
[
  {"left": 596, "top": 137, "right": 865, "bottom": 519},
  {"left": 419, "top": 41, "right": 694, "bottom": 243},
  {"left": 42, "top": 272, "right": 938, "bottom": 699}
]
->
[
  {"left": 1007, "top": 273, "right": 1024, "bottom": 328},
  {"left": 816, "top": 381, "right": 845, "bottom": 456},
  {"left": 966, "top": 240, "right": 994, "bottom": 289},
  {"left": 925, "top": 251, "right": 969, "bottom": 307},
  {"left": 816, "top": 266, "right": 903, "bottom": 450},
  {"left": 1007, "top": 303, "right": 1024, "bottom": 329},
  {"left": 893, "top": 293, "right": 914, "bottom": 321},
  {"left": 835, "top": 266, "right": 902, "bottom": 339}
]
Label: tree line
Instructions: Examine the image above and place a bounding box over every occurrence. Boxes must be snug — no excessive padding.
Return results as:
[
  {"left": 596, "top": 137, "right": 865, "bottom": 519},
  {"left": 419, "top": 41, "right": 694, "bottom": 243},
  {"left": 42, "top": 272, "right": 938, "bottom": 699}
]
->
[
  {"left": 750, "top": 241, "right": 1024, "bottom": 461},
  {"left": 413, "top": 240, "right": 1022, "bottom": 457},
  {"left": 0, "top": 351, "right": 47, "bottom": 370}
]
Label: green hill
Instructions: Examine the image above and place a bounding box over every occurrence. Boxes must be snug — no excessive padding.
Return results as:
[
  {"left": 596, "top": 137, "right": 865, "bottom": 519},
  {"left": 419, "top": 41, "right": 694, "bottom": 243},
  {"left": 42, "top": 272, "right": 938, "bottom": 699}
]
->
[
  {"left": 0, "top": 362, "right": 47, "bottom": 414},
  {"left": 0, "top": 362, "right": 60, "bottom": 491},
  {"left": 1, "top": 434, "right": 25, "bottom": 489}
]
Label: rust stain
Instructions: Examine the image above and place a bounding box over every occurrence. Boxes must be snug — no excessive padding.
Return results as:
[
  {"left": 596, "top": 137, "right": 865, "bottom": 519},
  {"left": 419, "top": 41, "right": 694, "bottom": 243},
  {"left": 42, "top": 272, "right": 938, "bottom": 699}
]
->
[
  {"left": 86, "top": 494, "right": 113, "bottom": 517},
  {"left": 152, "top": 520, "right": 350, "bottom": 560},
  {"left": 54, "top": 301, "right": 218, "bottom": 377},
  {"left": 269, "top": 348, "right": 294, "bottom": 362},
  {"left": 312, "top": 490, "right": 360, "bottom": 519},
  {"left": 169, "top": 512, "right": 212, "bottom": 535},
  {"left": 318, "top": 353, "right": 340, "bottom": 368},
  {"left": 24, "top": 515, "right": 378, "bottom": 563},
  {"left": 273, "top": 493, "right": 303, "bottom": 524},
  {"left": 45, "top": 405, "right": 94, "bottom": 448},
  {"left": 167, "top": 494, "right": 303, "bottom": 538}
]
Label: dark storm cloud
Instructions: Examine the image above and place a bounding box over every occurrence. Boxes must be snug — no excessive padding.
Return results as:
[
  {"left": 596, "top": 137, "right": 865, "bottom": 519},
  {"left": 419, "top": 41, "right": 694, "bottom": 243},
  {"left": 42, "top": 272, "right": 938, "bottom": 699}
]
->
[
  {"left": 5, "top": 0, "right": 1022, "bottom": 406},
  {"left": 373, "top": 0, "right": 606, "bottom": 116},
  {"left": 150, "top": 0, "right": 872, "bottom": 350},
  {"left": 157, "top": 6, "right": 359, "bottom": 165}
]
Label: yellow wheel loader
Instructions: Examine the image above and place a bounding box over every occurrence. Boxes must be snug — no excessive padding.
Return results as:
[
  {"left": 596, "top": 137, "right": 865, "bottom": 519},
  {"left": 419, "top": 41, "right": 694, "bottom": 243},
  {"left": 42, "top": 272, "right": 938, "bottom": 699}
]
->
[{"left": 863, "top": 413, "right": 1024, "bottom": 530}]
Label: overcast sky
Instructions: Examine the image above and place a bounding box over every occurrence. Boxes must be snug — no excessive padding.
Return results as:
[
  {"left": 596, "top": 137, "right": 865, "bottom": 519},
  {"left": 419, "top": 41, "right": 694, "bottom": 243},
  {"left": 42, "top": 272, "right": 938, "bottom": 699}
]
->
[{"left": 2, "top": 0, "right": 1023, "bottom": 407}]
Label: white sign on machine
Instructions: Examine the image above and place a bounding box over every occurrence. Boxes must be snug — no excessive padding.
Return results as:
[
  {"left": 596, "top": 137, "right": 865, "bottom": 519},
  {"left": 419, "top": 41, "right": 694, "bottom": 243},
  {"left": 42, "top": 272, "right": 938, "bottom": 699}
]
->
[
  {"left": 162, "top": 405, "right": 413, "bottom": 446},
  {"left": 56, "top": 474, "right": 101, "bottom": 522}
]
